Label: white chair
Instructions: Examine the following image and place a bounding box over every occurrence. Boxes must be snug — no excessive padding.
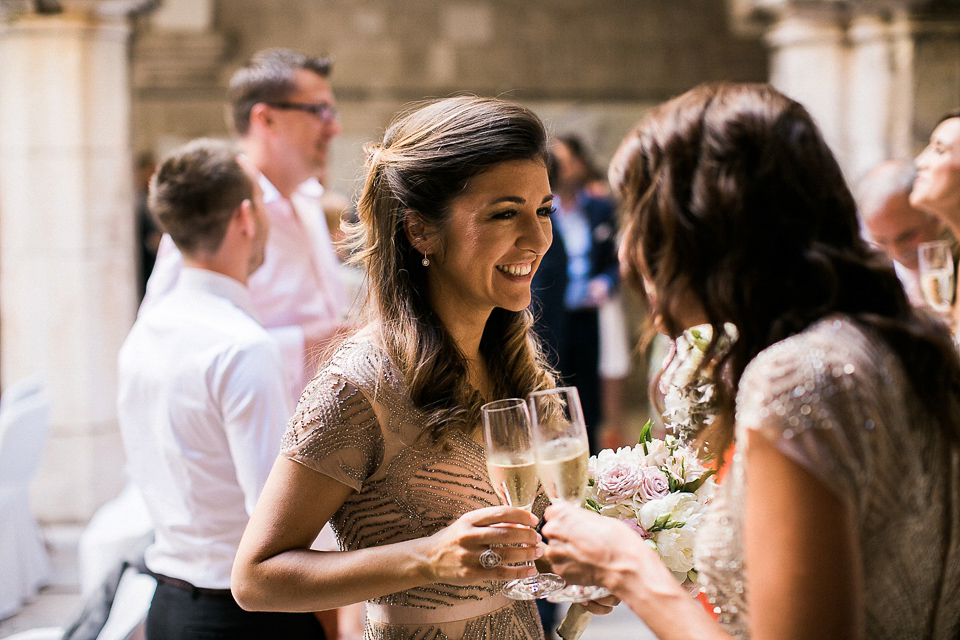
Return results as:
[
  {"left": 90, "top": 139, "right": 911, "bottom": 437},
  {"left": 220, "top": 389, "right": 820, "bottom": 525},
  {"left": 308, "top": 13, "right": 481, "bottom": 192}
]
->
[
  {"left": 0, "top": 374, "right": 53, "bottom": 621},
  {"left": 2, "top": 627, "right": 65, "bottom": 640}
]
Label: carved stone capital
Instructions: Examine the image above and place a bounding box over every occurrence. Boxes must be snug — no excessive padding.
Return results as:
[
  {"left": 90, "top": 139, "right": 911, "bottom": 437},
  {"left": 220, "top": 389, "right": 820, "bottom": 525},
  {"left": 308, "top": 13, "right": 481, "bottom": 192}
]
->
[
  {"left": 0, "top": 0, "right": 160, "bottom": 21},
  {"left": 729, "top": 0, "right": 960, "bottom": 23}
]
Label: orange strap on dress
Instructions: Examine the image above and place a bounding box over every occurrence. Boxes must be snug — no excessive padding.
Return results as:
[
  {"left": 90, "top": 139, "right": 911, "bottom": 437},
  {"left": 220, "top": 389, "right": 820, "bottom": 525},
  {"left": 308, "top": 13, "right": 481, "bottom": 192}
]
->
[{"left": 695, "top": 444, "right": 734, "bottom": 619}]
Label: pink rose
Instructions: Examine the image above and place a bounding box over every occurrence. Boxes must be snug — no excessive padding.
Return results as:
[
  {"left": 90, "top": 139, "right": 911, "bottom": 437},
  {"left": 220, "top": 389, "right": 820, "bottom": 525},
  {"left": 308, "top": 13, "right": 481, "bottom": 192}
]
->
[
  {"left": 620, "top": 517, "right": 653, "bottom": 540},
  {"left": 636, "top": 466, "right": 670, "bottom": 502},
  {"left": 596, "top": 463, "right": 642, "bottom": 503}
]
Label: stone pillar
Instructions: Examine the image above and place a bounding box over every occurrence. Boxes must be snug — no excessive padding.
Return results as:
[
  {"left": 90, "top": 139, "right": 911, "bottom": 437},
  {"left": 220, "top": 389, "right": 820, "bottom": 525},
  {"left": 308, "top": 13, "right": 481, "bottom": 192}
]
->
[
  {"left": 766, "top": 7, "right": 850, "bottom": 167},
  {"left": 0, "top": 0, "right": 157, "bottom": 522},
  {"left": 735, "top": 0, "right": 960, "bottom": 180}
]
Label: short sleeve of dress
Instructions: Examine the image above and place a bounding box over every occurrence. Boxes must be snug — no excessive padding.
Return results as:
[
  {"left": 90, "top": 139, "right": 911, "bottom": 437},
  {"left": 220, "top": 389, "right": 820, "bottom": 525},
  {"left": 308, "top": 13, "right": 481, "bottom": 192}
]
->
[
  {"left": 281, "top": 367, "right": 384, "bottom": 492},
  {"left": 735, "top": 323, "right": 877, "bottom": 511}
]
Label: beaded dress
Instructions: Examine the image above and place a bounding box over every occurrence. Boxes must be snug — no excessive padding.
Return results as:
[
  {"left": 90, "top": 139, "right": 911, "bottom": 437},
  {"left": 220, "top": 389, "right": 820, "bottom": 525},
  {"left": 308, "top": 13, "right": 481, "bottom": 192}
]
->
[
  {"left": 281, "top": 339, "right": 545, "bottom": 640},
  {"left": 695, "top": 316, "right": 960, "bottom": 639}
]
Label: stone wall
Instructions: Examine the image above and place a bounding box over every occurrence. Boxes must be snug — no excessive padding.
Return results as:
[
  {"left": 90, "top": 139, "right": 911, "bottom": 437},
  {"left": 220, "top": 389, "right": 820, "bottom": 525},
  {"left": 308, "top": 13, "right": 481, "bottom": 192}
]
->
[{"left": 132, "top": 0, "right": 769, "bottom": 196}]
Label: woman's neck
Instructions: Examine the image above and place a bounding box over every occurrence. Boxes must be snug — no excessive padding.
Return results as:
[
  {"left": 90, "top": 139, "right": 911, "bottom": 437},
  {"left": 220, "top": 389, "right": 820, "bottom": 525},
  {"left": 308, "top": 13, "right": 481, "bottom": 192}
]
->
[{"left": 432, "top": 305, "right": 495, "bottom": 400}]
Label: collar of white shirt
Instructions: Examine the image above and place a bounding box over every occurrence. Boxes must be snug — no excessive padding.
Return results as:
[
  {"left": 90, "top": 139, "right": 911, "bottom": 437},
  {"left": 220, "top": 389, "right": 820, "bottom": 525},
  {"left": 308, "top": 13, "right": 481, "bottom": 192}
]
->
[
  {"left": 178, "top": 267, "right": 259, "bottom": 321},
  {"left": 258, "top": 173, "right": 325, "bottom": 207}
]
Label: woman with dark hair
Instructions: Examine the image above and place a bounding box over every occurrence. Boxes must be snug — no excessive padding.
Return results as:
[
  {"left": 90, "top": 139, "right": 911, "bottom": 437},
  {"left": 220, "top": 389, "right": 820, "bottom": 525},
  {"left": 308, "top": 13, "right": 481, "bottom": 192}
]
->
[
  {"left": 231, "top": 96, "right": 614, "bottom": 639},
  {"left": 542, "top": 83, "right": 960, "bottom": 639}
]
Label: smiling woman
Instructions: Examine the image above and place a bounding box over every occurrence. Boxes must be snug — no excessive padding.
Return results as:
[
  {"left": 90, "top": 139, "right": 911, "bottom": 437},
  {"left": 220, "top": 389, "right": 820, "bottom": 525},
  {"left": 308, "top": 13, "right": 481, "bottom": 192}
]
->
[
  {"left": 911, "top": 109, "right": 960, "bottom": 328},
  {"left": 911, "top": 109, "right": 960, "bottom": 227},
  {"left": 230, "top": 97, "right": 616, "bottom": 640}
]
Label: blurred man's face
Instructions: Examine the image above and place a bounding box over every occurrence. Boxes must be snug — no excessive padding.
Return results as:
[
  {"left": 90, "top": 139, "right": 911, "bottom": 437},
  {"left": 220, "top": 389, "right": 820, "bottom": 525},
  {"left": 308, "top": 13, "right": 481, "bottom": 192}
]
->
[
  {"left": 266, "top": 69, "right": 341, "bottom": 185},
  {"left": 865, "top": 192, "right": 942, "bottom": 270},
  {"left": 550, "top": 140, "right": 589, "bottom": 192}
]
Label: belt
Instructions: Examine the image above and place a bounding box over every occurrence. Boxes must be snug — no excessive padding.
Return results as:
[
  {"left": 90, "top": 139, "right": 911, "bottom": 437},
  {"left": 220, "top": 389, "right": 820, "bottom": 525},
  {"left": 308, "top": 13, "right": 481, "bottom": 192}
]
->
[{"left": 150, "top": 571, "right": 234, "bottom": 598}]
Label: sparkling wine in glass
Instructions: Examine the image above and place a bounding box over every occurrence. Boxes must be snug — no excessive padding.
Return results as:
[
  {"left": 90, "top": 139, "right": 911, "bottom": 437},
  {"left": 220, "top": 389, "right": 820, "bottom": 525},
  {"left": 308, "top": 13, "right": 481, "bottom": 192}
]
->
[
  {"left": 919, "top": 240, "right": 955, "bottom": 314},
  {"left": 482, "top": 398, "right": 565, "bottom": 600},
  {"left": 528, "top": 387, "right": 612, "bottom": 603}
]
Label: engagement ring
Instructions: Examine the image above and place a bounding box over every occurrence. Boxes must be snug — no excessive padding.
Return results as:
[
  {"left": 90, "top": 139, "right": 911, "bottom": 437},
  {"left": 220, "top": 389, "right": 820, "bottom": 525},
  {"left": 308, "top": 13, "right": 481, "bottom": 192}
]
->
[{"left": 479, "top": 547, "right": 502, "bottom": 569}]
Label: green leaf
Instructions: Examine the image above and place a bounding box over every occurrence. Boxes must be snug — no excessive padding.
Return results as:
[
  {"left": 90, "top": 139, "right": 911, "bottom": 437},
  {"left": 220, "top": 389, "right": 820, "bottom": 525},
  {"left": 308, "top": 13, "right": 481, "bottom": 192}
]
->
[
  {"left": 639, "top": 420, "right": 653, "bottom": 444},
  {"left": 585, "top": 498, "right": 602, "bottom": 514},
  {"left": 639, "top": 419, "right": 653, "bottom": 455},
  {"left": 679, "top": 468, "right": 717, "bottom": 493},
  {"left": 664, "top": 469, "right": 680, "bottom": 492}
]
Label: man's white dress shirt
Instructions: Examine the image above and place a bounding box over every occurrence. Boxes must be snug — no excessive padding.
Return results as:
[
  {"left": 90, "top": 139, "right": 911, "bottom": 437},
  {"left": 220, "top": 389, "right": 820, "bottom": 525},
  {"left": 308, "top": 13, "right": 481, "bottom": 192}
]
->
[
  {"left": 142, "top": 176, "right": 348, "bottom": 403},
  {"left": 118, "top": 268, "right": 291, "bottom": 589}
]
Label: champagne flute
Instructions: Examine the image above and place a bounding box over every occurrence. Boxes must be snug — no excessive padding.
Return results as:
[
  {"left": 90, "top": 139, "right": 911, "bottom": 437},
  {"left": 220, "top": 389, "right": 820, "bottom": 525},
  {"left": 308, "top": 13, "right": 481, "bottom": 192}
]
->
[
  {"left": 482, "top": 398, "right": 565, "bottom": 600},
  {"left": 528, "top": 387, "right": 612, "bottom": 603},
  {"left": 918, "top": 240, "right": 955, "bottom": 315}
]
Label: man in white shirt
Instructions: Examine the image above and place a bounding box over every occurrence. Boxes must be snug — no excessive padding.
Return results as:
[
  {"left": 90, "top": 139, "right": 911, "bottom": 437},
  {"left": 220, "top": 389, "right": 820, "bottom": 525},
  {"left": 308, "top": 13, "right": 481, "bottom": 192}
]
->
[
  {"left": 857, "top": 159, "right": 951, "bottom": 307},
  {"left": 118, "top": 140, "right": 326, "bottom": 640},
  {"left": 142, "top": 48, "right": 349, "bottom": 405}
]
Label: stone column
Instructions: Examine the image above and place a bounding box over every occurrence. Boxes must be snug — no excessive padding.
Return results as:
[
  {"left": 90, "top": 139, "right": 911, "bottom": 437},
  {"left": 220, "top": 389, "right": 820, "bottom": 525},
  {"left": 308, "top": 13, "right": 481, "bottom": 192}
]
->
[
  {"left": 0, "top": 0, "right": 157, "bottom": 522},
  {"left": 734, "top": 0, "right": 960, "bottom": 180},
  {"left": 766, "top": 6, "right": 851, "bottom": 168}
]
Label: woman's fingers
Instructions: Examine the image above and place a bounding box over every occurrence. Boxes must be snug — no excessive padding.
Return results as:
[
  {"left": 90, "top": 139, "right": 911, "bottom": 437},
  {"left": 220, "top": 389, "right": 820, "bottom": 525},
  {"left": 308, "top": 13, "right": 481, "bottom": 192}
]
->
[
  {"left": 422, "top": 506, "right": 548, "bottom": 584},
  {"left": 581, "top": 593, "right": 620, "bottom": 615},
  {"left": 582, "top": 599, "right": 616, "bottom": 615},
  {"left": 467, "top": 505, "right": 540, "bottom": 528}
]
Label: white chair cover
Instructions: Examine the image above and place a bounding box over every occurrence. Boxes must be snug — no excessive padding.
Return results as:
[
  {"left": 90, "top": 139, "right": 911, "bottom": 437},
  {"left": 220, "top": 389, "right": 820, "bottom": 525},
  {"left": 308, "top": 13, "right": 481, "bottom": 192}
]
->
[
  {"left": 0, "top": 374, "right": 52, "bottom": 621},
  {"left": 78, "top": 483, "right": 153, "bottom": 598},
  {"left": 2, "top": 627, "right": 65, "bottom": 640}
]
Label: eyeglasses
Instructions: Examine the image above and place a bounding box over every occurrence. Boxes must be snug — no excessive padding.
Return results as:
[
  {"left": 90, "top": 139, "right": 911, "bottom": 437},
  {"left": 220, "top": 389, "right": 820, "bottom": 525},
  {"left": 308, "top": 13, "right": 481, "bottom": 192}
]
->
[{"left": 265, "top": 101, "right": 339, "bottom": 123}]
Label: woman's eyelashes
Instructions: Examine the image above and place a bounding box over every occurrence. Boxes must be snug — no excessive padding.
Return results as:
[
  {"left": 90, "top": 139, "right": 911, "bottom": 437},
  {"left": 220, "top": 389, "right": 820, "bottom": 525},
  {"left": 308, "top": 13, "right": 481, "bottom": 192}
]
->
[
  {"left": 490, "top": 204, "right": 554, "bottom": 220},
  {"left": 538, "top": 205, "right": 557, "bottom": 217}
]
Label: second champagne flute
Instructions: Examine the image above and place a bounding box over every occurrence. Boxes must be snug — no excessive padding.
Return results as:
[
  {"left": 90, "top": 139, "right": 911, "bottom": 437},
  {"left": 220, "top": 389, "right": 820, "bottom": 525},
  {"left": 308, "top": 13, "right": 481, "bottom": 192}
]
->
[
  {"left": 482, "top": 398, "right": 565, "bottom": 600},
  {"left": 918, "top": 240, "right": 955, "bottom": 315},
  {"left": 529, "top": 387, "right": 612, "bottom": 603}
]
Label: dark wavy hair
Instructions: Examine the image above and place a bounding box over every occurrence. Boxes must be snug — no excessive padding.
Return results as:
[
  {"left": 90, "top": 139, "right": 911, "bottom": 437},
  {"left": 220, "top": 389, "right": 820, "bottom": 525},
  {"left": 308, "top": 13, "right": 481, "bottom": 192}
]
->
[
  {"left": 611, "top": 82, "right": 960, "bottom": 459},
  {"left": 346, "top": 96, "right": 556, "bottom": 444}
]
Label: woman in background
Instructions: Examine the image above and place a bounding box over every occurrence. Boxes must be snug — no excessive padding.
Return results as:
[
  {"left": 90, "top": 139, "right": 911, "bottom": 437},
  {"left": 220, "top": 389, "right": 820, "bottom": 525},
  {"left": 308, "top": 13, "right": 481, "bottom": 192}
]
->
[
  {"left": 910, "top": 107, "right": 960, "bottom": 329},
  {"left": 543, "top": 82, "right": 960, "bottom": 640}
]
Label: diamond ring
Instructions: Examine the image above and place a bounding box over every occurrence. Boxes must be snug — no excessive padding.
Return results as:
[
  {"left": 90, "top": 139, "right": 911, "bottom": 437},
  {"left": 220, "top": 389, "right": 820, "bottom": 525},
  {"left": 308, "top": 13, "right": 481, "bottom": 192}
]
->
[{"left": 479, "top": 547, "right": 502, "bottom": 569}]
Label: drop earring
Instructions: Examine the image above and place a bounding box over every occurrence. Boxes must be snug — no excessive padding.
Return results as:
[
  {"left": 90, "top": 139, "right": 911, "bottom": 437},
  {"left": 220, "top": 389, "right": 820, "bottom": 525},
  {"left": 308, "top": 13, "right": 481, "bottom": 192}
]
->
[{"left": 421, "top": 254, "right": 430, "bottom": 267}]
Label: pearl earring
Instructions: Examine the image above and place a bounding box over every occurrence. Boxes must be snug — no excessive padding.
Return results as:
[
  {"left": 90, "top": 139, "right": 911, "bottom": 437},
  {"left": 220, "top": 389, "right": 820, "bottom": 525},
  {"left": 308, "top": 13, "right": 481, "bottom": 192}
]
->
[{"left": 422, "top": 254, "right": 430, "bottom": 267}]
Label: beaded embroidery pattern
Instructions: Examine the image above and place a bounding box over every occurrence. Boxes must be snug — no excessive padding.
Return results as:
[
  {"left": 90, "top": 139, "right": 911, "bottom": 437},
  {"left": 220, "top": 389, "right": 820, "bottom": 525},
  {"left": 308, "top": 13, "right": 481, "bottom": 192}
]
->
[
  {"left": 282, "top": 340, "right": 545, "bottom": 640},
  {"left": 694, "top": 317, "right": 960, "bottom": 639}
]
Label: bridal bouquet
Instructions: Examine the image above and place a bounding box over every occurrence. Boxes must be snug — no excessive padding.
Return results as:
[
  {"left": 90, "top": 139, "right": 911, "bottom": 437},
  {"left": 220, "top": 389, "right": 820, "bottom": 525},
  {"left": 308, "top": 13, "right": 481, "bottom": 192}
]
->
[
  {"left": 584, "top": 421, "right": 716, "bottom": 584},
  {"left": 660, "top": 323, "right": 737, "bottom": 443}
]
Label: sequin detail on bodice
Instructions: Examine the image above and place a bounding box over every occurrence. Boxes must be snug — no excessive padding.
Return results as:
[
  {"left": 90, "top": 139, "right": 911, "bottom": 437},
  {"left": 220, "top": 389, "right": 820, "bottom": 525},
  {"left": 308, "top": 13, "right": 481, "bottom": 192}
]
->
[
  {"left": 282, "top": 340, "right": 545, "bottom": 640},
  {"left": 695, "top": 317, "right": 960, "bottom": 639}
]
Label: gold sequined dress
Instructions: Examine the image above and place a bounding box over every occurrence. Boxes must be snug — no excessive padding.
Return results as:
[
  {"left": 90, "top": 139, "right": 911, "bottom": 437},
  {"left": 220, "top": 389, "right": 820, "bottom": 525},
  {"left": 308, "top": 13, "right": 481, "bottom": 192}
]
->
[
  {"left": 695, "top": 316, "right": 960, "bottom": 639},
  {"left": 281, "top": 340, "right": 545, "bottom": 640}
]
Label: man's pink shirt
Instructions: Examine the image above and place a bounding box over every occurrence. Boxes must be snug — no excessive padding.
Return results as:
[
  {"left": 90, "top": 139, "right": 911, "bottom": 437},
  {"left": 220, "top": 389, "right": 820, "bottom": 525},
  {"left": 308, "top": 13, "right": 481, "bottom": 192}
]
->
[{"left": 141, "top": 175, "right": 348, "bottom": 404}]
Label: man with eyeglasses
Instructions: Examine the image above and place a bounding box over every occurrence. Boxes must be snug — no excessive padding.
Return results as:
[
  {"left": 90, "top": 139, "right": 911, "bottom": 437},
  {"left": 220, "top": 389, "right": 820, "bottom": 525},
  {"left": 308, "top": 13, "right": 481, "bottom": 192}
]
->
[{"left": 143, "top": 48, "right": 350, "bottom": 406}]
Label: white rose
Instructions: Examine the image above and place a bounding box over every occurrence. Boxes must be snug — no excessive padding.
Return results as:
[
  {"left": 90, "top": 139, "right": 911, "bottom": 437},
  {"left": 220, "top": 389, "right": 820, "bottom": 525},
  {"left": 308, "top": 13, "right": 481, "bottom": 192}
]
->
[
  {"left": 695, "top": 477, "right": 717, "bottom": 503},
  {"left": 665, "top": 448, "right": 705, "bottom": 484},
  {"left": 638, "top": 492, "right": 699, "bottom": 531},
  {"left": 641, "top": 439, "right": 669, "bottom": 467},
  {"left": 652, "top": 526, "right": 697, "bottom": 574}
]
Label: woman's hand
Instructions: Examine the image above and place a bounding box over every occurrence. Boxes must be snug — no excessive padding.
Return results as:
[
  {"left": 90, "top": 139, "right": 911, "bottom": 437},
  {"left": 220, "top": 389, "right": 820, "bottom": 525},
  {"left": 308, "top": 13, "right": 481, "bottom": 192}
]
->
[
  {"left": 542, "top": 502, "right": 632, "bottom": 590},
  {"left": 419, "top": 505, "right": 543, "bottom": 585},
  {"left": 581, "top": 592, "right": 620, "bottom": 615}
]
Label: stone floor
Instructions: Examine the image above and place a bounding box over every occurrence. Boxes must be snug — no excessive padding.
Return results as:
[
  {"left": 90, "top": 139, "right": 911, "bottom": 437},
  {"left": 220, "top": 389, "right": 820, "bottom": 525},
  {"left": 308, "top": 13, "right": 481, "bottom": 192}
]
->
[{"left": 0, "top": 525, "right": 655, "bottom": 640}]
